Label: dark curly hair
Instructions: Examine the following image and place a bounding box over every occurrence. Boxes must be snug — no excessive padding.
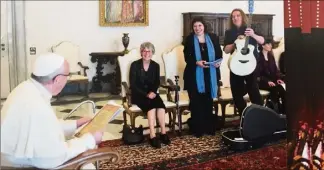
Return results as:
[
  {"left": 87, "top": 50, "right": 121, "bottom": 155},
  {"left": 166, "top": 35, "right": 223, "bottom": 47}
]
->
[{"left": 191, "top": 17, "right": 208, "bottom": 33}]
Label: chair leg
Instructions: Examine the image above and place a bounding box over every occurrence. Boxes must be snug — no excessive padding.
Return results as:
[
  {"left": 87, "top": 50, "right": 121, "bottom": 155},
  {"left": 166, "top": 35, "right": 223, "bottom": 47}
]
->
[
  {"left": 178, "top": 110, "right": 183, "bottom": 136},
  {"left": 168, "top": 111, "right": 172, "bottom": 128},
  {"left": 85, "top": 83, "right": 89, "bottom": 98},
  {"left": 214, "top": 103, "right": 219, "bottom": 116},
  {"left": 234, "top": 105, "right": 238, "bottom": 115},
  {"left": 220, "top": 102, "right": 227, "bottom": 128},
  {"left": 123, "top": 111, "right": 127, "bottom": 125},
  {"left": 172, "top": 109, "right": 176, "bottom": 133},
  {"left": 130, "top": 114, "right": 136, "bottom": 128}
]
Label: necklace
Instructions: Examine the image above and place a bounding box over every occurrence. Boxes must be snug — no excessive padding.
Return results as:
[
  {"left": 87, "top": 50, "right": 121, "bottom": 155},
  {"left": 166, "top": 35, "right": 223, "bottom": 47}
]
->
[{"left": 200, "top": 43, "right": 205, "bottom": 51}]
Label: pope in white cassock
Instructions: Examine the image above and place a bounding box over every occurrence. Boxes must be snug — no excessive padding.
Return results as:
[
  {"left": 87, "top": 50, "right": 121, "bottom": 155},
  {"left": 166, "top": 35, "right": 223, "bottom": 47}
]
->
[{"left": 1, "top": 53, "right": 103, "bottom": 169}]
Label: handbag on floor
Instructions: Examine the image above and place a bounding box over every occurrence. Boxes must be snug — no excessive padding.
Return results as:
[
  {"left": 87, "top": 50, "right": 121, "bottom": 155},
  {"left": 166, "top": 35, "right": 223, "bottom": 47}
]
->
[{"left": 122, "top": 124, "right": 144, "bottom": 145}]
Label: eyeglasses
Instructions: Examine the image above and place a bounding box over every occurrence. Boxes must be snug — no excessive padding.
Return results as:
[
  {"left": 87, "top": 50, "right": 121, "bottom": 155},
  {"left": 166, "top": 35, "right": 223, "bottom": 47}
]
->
[
  {"left": 141, "top": 50, "right": 152, "bottom": 54},
  {"left": 53, "top": 73, "right": 72, "bottom": 80}
]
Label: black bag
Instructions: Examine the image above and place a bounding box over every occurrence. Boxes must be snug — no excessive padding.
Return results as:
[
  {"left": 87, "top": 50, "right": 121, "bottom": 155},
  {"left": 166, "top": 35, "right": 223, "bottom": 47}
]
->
[{"left": 122, "top": 125, "right": 144, "bottom": 145}]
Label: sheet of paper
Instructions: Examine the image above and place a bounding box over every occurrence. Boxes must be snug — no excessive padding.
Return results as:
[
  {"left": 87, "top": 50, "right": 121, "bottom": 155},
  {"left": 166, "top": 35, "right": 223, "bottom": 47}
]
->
[
  {"left": 75, "top": 102, "right": 124, "bottom": 137},
  {"left": 280, "top": 83, "right": 286, "bottom": 90},
  {"left": 205, "top": 58, "right": 223, "bottom": 65}
]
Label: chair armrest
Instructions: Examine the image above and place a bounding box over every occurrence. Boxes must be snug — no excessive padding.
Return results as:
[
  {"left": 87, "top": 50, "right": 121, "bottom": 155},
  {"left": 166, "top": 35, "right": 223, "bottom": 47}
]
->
[
  {"left": 160, "top": 78, "right": 180, "bottom": 91},
  {"left": 218, "top": 80, "right": 223, "bottom": 86},
  {"left": 55, "top": 147, "right": 120, "bottom": 170},
  {"left": 77, "top": 62, "right": 90, "bottom": 76},
  {"left": 160, "top": 84, "right": 180, "bottom": 91},
  {"left": 121, "top": 82, "right": 131, "bottom": 95}
]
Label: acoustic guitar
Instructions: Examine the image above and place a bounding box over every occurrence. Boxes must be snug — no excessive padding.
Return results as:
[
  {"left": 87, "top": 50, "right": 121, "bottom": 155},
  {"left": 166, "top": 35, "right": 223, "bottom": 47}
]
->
[{"left": 228, "top": 0, "right": 257, "bottom": 76}]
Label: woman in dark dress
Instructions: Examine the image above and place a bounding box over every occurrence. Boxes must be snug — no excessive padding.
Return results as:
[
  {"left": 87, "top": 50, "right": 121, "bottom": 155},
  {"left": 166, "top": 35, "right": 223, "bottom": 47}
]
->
[
  {"left": 257, "top": 39, "right": 286, "bottom": 114},
  {"left": 183, "top": 17, "right": 223, "bottom": 138},
  {"left": 129, "top": 42, "right": 170, "bottom": 148}
]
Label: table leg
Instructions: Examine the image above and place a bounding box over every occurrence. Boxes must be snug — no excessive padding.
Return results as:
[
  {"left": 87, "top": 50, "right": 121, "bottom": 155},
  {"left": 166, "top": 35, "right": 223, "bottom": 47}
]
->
[
  {"left": 91, "top": 57, "right": 104, "bottom": 92},
  {"left": 110, "top": 61, "right": 121, "bottom": 95}
]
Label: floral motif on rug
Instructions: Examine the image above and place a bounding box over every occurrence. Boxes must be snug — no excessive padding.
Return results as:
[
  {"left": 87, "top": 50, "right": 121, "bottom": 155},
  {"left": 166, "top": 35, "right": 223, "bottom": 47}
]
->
[{"left": 99, "top": 132, "right": 285, "bottom": 169}]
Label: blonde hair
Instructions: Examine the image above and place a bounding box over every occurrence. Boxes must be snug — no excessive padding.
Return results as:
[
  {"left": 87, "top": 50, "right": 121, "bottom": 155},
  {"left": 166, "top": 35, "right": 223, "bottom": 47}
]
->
[
  {"left": 228, "top": 8, "right": 248, "bottom": 29},
  {"left": 140, "top": 42, "right": 155, "bottom": 54}
]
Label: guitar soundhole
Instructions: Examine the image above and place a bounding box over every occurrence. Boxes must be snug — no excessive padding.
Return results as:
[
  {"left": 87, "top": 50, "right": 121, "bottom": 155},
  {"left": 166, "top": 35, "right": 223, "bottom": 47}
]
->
[{"left": 241, "top": 47, "right": 250, "bottom": 55}]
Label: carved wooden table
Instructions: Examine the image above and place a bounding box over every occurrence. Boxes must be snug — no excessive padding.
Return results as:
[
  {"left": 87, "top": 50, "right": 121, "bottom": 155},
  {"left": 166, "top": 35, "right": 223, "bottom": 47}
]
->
[{"left": 90, "top": 52, "right": 125, "bottom": 95}]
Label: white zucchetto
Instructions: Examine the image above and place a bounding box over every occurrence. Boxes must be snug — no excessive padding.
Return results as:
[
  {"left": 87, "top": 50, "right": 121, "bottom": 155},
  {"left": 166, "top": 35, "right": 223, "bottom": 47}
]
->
[{"left": 32, "top": 53, "right": 65, "bottom": 76}]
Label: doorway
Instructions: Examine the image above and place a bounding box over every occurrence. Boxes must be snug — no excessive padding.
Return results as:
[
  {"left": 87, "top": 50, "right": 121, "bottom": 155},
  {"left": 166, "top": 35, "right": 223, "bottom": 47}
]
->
[
  {"left": 0, "top": 1, "right": 27, "bottom": 99},
  {"left": 1, "top": 0, "right": 11, "bottom": 99}
]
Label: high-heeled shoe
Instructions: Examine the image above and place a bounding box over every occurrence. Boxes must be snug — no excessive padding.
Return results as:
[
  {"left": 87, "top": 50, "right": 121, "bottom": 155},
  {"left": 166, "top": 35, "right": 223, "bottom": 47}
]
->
[
  {"left": 160, "top": 133, "right": 171, "bottom": 145},
  {"left": 149, "top": 137, "right": 161, "bottom": 148}
]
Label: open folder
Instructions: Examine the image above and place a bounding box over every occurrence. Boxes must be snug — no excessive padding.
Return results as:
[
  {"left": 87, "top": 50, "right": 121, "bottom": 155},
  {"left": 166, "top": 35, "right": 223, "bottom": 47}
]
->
[{"left": 75, "top": 101, "right": 124, "bottom": 137}]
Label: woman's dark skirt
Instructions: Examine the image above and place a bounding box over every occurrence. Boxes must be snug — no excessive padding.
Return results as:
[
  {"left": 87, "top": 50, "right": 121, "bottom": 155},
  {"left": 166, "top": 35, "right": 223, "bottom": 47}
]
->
[{"left": 133, "top": 94, "right": 166, "bottom": 113}]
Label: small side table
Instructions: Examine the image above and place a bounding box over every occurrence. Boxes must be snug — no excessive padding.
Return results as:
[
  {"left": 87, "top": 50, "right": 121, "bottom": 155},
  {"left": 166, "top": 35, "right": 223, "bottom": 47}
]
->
[{"left": 89, "top": 52, "right": 125, "bottom": 95}]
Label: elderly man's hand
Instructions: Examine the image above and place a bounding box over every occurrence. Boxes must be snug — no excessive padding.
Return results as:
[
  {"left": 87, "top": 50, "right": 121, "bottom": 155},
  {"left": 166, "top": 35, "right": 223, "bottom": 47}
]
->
[{"left": 76, "top": 117, "right": 92, "bottom": 128}]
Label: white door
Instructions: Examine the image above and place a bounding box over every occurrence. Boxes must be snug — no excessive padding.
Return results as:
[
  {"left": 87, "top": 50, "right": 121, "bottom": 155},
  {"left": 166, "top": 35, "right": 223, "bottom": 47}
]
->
[{"left": 1, "top": 0, "right": 11, "bottom": 99}]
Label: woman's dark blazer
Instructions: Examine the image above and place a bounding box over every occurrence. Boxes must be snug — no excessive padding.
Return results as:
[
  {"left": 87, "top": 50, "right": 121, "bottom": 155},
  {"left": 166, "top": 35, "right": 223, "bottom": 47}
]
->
[
  {"left": 129, "top": 59, "right": 160, "bottom": 100},
  {"left": 256, "top": 52, "right": 282, "bottom": 86},
  {"left": 183, "top": 32, "right": 223, "bottom": 91}
]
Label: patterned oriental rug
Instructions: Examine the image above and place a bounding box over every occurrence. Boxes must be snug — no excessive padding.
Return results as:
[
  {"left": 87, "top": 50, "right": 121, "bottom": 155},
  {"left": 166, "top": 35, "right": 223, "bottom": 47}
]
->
[{"left": 98, "top": 131, "right": 287, "bottom": 170}]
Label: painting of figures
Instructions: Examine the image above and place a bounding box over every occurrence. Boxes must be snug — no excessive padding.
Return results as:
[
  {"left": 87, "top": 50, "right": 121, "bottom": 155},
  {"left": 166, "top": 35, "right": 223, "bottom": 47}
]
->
[{"left": 99, "top": 0, "right": 148, "bottom": 27}]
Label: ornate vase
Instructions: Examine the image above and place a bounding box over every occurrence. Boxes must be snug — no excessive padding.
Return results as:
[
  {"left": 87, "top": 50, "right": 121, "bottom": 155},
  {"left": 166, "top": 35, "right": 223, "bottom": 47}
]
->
[{"left": 122, "top": 33, "right": 130, "bottom": 54}]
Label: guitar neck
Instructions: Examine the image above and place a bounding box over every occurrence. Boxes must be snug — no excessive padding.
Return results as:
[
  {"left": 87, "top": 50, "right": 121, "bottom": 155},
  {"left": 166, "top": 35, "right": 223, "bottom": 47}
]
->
[
  {"left": 244, "top": 13, "right": 253, "bottom": 48},
  {"left": 244, "top": 0, "right": 254, "bottom": 48}
]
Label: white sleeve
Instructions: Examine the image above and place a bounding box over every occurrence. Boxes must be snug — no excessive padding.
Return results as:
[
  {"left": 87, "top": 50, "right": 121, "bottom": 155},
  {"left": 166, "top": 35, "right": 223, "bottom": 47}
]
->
[
  {"left": 58, "top": 119, "right": 77, "bottom": 138},
  {"left": 30, "top": 112, "right": 96, "bottom": 169}
]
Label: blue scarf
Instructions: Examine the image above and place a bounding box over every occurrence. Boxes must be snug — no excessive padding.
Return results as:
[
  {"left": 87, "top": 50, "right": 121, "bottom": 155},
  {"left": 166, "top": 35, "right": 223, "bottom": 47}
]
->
[{"left": 194, "top": 34, "right": 218, "bottom": 98}]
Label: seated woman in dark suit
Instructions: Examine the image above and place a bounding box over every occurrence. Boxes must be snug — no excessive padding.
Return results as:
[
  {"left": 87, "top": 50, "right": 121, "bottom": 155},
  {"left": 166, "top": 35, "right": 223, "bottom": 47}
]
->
[
  {"left": 257, "top": 39, "right": 285, "bottom": 114},
  {"left": 129, "top": 42, "right": 170, "bottom": 148},
  {"left": 183, "top": 17, "right": 223, "bottom": 138}
]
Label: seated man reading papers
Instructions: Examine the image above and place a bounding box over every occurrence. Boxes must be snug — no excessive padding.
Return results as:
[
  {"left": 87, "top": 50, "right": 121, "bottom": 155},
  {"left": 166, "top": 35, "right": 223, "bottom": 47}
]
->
[{"left": 1, "top": 53, "right": 103, "bottom": 169}]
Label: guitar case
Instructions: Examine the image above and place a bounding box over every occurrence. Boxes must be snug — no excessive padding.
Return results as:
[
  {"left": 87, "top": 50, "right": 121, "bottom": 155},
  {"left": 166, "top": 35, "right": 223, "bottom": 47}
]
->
[{"left": 221, "top": 104, "right": 287, "bottom": 150}]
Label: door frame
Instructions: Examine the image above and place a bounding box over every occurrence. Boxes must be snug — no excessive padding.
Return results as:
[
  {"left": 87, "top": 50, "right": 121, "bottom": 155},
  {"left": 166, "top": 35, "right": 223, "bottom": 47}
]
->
[{"left": 1, "top": 1, "right": 27, "bottom": 99}]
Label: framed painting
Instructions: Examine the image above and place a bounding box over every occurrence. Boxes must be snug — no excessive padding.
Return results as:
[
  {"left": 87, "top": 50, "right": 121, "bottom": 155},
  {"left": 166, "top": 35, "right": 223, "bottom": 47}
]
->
[{"left": 99, "top": 0, "right": 149, "bottom": 27}]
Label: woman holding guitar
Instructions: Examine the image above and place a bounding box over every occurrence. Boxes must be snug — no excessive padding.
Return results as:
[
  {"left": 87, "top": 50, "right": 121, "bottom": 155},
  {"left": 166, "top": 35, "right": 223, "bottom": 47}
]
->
[{"left": 223, "top": 8, "right": 265, "bottom": 115}]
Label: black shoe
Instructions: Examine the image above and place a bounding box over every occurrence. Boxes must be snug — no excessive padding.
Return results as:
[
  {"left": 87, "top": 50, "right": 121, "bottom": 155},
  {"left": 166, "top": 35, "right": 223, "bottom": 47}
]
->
[
  {"left": 149, "top": 137, "right": 161, "bottom": 148},
  {"left": 160, "top": 134, "right": 171, "bottom": 145}
]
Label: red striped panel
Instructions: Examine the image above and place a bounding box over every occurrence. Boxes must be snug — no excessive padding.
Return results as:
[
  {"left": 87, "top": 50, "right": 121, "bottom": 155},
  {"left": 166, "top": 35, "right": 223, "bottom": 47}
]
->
[
  {"left": 311, "top": 1, "right": 324, "bottom": 28},
  {"left": 300, "top": 0, "right": 311, "bottom": 33},
  {"left": 284, "top": 0, "right": 301, "bottom": 28}
]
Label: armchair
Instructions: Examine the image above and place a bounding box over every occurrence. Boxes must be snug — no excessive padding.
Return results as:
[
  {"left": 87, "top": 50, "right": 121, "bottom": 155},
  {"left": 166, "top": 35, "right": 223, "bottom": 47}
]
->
[
  {"left": 161, "top": 45, "right": 189, "bottom": 134},
  {"left": 1, "top": 147, "right": 120, "bottom": 170},
  {"left": 51, "top": 41, "right": 90, "bottom": 99},
  {"left": 117, "top": 49, "right": 177, "bottom": 131}
]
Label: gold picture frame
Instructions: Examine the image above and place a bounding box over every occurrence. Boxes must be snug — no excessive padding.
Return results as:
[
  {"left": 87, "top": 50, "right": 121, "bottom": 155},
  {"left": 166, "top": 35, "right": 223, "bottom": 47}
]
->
[{"left": 99, "top": 0, "right": 149, "bottom": 27}]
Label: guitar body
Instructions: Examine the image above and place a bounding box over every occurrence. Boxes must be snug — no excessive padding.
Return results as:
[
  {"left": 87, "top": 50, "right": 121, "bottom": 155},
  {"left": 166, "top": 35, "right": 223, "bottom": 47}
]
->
[
  {"left": 228, "top": 37, "right": 257, "bottom": 76},
  {"left": 227, "top": 0, "right": 257, "bottom": 76}
]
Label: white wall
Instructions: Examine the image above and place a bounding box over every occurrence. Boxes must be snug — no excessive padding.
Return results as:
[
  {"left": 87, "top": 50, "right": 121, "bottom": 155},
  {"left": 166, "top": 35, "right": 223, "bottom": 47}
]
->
[{"left": 25, "top": 1, "right": 284, "bottom": 80}]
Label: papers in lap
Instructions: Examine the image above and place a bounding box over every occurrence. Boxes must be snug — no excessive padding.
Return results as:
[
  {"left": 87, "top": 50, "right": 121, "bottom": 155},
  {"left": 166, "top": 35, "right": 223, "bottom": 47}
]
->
[
  {"left": 280, "top": 83, "right": 286, "bottom": 91},
  {"left": 75, "top": 104, "right": 123, "bottom": 137}
]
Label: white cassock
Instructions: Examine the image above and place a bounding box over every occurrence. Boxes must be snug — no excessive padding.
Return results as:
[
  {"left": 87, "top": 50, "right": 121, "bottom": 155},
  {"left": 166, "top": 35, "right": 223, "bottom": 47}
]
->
[{"left": 1, "top": 78, "right": 96, "bottom": 169}]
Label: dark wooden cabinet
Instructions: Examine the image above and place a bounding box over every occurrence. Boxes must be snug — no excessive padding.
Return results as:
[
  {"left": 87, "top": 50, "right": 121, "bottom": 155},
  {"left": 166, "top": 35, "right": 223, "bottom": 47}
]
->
[
  {"left": 182, "top": 12, "right": 274, "bottom": 45},
  {"left": 89, "top": 52, "right": 125, "bottom": 95}
]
